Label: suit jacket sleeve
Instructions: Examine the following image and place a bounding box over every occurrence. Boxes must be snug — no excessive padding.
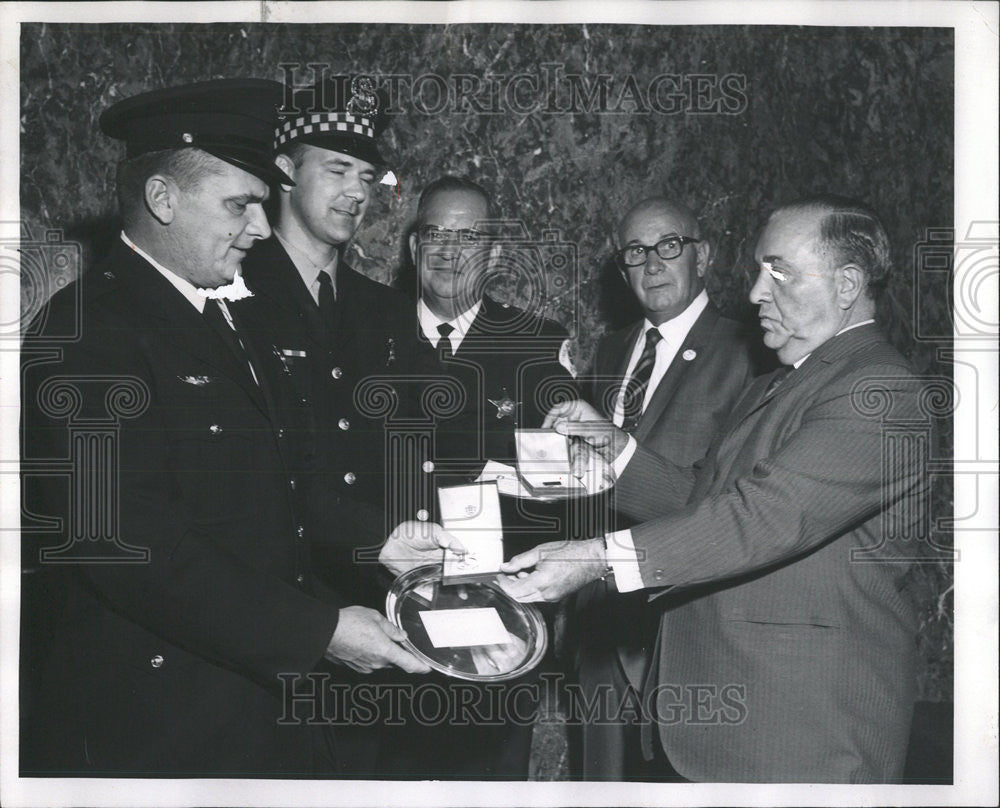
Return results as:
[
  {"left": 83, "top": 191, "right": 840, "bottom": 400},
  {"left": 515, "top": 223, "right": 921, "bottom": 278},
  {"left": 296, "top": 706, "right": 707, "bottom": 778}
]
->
[
  {"left": 624, "top": 361, "right": 922, "bottom": 589},
  {"left": 32, "top": 330, "right": 340, "bottom": 688}
]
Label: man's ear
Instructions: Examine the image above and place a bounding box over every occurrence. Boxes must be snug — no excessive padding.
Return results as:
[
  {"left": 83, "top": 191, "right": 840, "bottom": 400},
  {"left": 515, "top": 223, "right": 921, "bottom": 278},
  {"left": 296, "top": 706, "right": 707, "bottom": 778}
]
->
[
  {"left": 408, "top": 231, "right": 418, "bottom": 267},
  {"left": 836, "top": 264, "right": 866, "bottom": 309},
  {"left": 275, "top": 154, "right": 296, "bottom": 191},
  {"left": 695, "top": 239, "right": 712, "bottom": 278},
  {"left": 144, "top": 175, "right": 176, "bottom": 225}
]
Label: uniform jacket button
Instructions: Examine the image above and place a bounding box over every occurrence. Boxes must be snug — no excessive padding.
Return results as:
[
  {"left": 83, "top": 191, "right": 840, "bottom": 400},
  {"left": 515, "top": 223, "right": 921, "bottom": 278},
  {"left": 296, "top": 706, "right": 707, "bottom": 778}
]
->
[
  {"left": 344, "top": 472, "right": 356, "bottom": 485},
  {"left": 289, "top": 478, "right": 297, "bottom": 490},
  {"left": 296, "top": 573, "right": 305, "bottom": 585},
  {"left": 277, "top": 428, "right": 285, "bottom": 438},
  {"left": 209, "top": 424, "right": 222, "bottom": 435},
  {"left": 422, "top": 461, "right": 435, "bottom": 474},
  {"left": 297, "top": 525, "right": 304, "bottom": 537},
  {"left": 338, "top": 418, "right": 350, "bottom": 431},
  {"left": 331, "top": 367, "right": 343, "bottom": 379},
  {"left": 150, "top": 655, "right": 164, "bottom": 668}
]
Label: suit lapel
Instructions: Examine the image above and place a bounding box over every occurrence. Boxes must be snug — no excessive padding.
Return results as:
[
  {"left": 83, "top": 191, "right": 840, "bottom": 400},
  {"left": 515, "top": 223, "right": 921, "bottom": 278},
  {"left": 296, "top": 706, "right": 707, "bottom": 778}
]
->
[
  {"left": 634, "top": 307, "right": 721, "bottom": 441},
  {"left": 730, "top": 322, "right": 883, "bottom": 427},
  {"left": 244, "top": 238, "right": 329, "bottom": 352},
  {"left": 112, "top": 244, "right": 268, "bottom": 414}
]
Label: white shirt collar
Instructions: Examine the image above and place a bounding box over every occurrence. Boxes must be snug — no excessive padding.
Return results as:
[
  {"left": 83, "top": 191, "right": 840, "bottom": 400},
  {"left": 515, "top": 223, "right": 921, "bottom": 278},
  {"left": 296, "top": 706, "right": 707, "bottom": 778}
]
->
[
  {"left": 120, "top": 231, "right": 206, "bottom": 313},
  {"left": 417, "top": 298, "right": 483, "bottom": 351},
  {"left": 792, "top": 319, "right": 876, "bottom": 369},
  {"left": 644, "top": 289, "right": 709, "bottom": 345},
  {"left": 275, "top": 229, "right": 338, "bottom": 301}
]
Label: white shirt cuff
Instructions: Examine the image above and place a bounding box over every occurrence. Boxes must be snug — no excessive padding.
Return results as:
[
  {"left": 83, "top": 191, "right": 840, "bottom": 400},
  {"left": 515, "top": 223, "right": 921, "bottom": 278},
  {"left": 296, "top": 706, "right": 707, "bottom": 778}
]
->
[
  {"left": 612, "top": 434, "right": 638, "bottom": 480},
  {"left": 605, "top": 530, "right": 644, "bottom": 593}
]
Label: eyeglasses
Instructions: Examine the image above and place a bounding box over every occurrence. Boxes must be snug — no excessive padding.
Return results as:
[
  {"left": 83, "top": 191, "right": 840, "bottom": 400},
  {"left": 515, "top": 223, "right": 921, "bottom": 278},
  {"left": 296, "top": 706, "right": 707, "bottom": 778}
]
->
[
  {"left": 618, "top": 236, "right": 700, "bottom": 267},
  {"left": 419, "top": 225, "right": 488, "bottom": 245}
]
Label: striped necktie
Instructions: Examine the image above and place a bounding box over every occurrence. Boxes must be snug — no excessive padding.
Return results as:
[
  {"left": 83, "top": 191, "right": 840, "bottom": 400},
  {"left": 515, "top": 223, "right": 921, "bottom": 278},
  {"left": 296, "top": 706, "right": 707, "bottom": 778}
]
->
[
  {"left": 203, "top": 299, "right": 259, "bottom": 385},
  {"left": 621, "top": 327, "right": 662, "bottom": 432}
]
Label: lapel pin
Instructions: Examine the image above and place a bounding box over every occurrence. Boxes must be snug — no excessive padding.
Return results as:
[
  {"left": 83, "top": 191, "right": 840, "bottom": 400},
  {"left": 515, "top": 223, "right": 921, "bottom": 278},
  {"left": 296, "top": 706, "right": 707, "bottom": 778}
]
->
[{"left": 682, "top": 349, "right": 697, "bottom": 361}]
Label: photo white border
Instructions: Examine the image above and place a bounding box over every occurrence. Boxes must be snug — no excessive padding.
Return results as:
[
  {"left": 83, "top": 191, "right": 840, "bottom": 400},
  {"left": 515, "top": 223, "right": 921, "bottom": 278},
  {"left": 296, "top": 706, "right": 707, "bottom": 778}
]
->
[{"left": 1, "top": 2, "right": 996, "bottom": 806}]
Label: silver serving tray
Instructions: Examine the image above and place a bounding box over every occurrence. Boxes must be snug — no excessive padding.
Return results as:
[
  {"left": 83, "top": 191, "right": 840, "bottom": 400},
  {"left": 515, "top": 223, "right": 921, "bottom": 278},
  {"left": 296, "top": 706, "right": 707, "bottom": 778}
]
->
[{"left": 385, "top": 564, "right": 548, "bottom": 682}]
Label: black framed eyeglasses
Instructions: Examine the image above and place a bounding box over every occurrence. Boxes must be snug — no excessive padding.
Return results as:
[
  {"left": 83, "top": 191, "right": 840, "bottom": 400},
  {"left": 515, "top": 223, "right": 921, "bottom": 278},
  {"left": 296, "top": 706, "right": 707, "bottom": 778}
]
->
[
  {"left": 419, "top": 225, "right": 488, "bottom": 246},
  {"left": 618, "top": 236, "right": 701, "bottom": 267}
]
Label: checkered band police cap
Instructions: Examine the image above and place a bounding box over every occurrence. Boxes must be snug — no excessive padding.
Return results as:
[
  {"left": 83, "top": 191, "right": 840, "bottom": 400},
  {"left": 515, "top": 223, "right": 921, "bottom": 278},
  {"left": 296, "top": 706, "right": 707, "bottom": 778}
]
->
[{"left": 275, "top": 75, "right": 389, "bottom": 168}]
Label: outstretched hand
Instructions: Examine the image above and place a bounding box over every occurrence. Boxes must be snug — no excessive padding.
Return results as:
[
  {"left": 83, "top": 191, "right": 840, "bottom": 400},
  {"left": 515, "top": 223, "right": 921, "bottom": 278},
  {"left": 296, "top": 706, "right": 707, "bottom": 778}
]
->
[
  {"left": 379, "top": 520, "right": 465, "bottom": 577},
  {"left": 542, "top": 399, "right": 629, "bottom": 492},
  {"left": 325, "top": 605, "right": 431, "bottom": 674},
  {"left": 497, "top": 537, "right": 608, "bottom": 603}
]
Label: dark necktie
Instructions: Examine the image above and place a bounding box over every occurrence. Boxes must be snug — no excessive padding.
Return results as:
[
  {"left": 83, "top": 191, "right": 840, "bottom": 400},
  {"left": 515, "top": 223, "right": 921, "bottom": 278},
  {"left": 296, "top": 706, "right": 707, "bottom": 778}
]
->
[
  {"left": 316, "top": 269, "right": 337, "bottom": 332},
  {"left": 621, "top": 327, "right": 662, "bottom": 432},
  {"left": 764, "top": 366, "right": 792, "bottom": 398},
  {"left": 203, "top": 299, "right": 258, "bottom": 384},
  {"left": 437, "top": 322, "right": 455, "bottom": 355}
]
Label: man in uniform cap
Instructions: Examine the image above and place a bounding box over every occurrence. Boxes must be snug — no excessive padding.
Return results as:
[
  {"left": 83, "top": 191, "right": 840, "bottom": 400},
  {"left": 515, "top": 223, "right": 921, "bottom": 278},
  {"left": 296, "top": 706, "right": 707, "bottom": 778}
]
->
[
  {"left": 237, "top": 76, "right": 443, "bottom": 613},
  {"left": 20, "top": 78, "right": 433, "bottom": 777}
]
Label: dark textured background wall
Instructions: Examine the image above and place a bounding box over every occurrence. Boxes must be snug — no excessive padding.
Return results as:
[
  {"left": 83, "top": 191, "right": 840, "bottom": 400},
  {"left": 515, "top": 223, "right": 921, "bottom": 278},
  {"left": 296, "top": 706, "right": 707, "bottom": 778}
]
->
[{"left": 20, "top": 22, "right": 954, "bottom": 700}]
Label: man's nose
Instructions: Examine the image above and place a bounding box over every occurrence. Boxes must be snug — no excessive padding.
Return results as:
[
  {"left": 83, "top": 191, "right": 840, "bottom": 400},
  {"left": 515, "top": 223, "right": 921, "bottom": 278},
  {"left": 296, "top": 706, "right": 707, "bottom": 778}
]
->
[
  {"left": 644, "top": 250, "right": 668, "bottom": 274},
  {"left": 748, "top": 268, "right": 770, "bottom": 304},
  {"left": 344, "top": 174, "right": 368, "bottom": 202},
  {"left": 246, "top": 203, "right": 271, "bottom": 240}
]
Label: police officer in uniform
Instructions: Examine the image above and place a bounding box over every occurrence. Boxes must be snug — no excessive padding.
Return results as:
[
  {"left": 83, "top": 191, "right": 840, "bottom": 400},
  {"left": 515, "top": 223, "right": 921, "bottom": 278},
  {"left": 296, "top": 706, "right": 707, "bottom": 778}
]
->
[
  {"left": 19, "top": 79, "right": 430, "bottom": 777},
  {"left": 237, "top": 76, "right": 441, "bottom": 612}
]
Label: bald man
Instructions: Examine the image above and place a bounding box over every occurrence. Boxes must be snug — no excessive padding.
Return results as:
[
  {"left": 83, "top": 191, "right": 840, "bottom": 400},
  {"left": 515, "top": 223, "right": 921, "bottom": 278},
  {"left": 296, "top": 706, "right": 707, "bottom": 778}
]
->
[{"left": 572, "top": 197, "right": 762, "bottom": 779}]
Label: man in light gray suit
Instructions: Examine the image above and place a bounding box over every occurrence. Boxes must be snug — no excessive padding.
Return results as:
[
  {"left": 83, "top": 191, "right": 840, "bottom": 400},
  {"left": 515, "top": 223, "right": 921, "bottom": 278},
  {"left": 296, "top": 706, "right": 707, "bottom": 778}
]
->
[
  {"left": 502, "top": 196, "right": 923, "bottom": 783},
  {"left": 573, "top": 197, "right": 760, "bottom": 779}
]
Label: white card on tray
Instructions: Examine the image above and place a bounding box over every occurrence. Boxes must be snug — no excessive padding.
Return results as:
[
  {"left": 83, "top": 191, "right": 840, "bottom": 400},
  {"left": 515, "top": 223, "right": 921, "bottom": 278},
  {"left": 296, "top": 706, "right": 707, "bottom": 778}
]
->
[
  {"left": 438, "top": 482, "right": 504, "bottom": 583},
  {"left": 418, "top": 607, "right": 510, "bottom": 648}
]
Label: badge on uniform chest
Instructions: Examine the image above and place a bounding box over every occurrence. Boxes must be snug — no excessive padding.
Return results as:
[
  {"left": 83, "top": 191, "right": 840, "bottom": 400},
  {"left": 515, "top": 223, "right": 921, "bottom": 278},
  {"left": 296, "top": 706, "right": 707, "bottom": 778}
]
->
[{"left": 487, "top": 387, "right": 520, "bottom": 420}]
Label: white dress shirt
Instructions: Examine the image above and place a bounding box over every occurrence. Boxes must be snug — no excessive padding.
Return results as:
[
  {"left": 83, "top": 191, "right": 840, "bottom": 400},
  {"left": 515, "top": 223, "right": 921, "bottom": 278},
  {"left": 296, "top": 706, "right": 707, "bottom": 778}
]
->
[
  {"left": 417, "top": 298, "right": 483, "bottom": 355},
  {"left": 121, "top": 231, "right": 258, "bottom": 384},
  {"left": 611, "top": 290, "right": 710, "bottom": 427},
  {"left": 275, "top": 230, "right": 338, "bottom": 304},
  {"left": 607, "top": 317, "right": 877, "bottom": 593}
]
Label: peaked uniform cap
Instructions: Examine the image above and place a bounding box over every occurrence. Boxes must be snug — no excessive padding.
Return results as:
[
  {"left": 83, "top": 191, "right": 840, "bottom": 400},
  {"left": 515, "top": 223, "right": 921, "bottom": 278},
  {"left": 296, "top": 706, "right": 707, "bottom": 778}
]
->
[{"left": 100, "top": 78, "right": 294, "bottom": 187}]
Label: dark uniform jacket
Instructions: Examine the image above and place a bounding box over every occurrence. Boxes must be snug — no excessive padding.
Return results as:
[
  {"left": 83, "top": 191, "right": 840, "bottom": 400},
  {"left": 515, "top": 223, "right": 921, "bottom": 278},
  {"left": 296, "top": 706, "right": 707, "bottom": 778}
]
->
[
  {"left": 426, "top": 294, "right": 575, "bottom": 480},
  {"left": 237, "top": 237, "right": 442, "bottom": 609},
  {"left": 20, "top": 241, "right": 344, "bottom": 776}
]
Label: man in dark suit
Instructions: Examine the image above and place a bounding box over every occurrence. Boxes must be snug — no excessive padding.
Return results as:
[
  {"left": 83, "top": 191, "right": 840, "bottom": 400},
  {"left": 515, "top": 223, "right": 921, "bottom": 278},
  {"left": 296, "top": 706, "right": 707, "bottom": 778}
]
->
[
  {"left": 573, "top": 197, "right": 760, "bottom": 779},
  {"left": 236, "top": 77, "right": 441, "bottom": 611},
  {"left": 378, "top": 176, "right": 575, "bottom": 779},
  {"left": 501, "top": 196, "right": 924, "bottom": 782},
  {"left": 19, "top": 79, "right": 429, "bottom": 777},
  {"left": 406, "top": 175, "right": 575, "bottom": 480}
]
